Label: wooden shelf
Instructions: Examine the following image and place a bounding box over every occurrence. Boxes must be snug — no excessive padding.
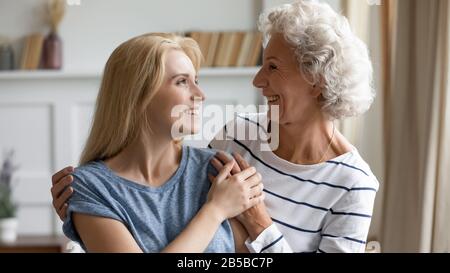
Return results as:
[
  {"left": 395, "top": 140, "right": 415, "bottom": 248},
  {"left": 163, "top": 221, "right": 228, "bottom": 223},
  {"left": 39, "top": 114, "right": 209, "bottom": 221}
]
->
[
  {"left": 0, "top": 70, "right": 101, "bottom": 80},
  {"left": 0, "top": 235, "right": 68, "bottom": 253},
  {"left": 199, "top": 67, "right": 260, "bottom": 77},
  {"left": 0, "top": 67, "right": 261, "bottom": 80}
]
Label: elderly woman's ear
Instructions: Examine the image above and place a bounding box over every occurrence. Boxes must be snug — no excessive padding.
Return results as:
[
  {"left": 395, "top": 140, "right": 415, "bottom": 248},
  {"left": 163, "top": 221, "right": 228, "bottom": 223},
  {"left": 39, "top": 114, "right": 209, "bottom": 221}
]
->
[{"left": 311, "top": 80, "right": 325, "bottom": 98}]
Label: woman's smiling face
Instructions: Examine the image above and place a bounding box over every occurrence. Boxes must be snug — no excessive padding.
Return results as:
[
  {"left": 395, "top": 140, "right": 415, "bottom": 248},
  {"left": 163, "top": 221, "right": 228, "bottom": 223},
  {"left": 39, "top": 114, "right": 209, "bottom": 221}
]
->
[
  {"left": 147, "top": 49, "right": 205, "bottom": 138},
  {"left": 253, "top": 33, "right": 322, "bottom": 126}
]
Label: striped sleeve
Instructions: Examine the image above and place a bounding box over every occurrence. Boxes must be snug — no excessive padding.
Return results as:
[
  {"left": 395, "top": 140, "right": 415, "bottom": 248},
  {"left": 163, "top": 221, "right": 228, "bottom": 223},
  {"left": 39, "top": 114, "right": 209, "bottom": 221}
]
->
[
  {"left": 318, "top": 180, "right": 377, "bottom": 253},
  {"left": 244, "top": 223, "right": 293, "bottom": 253}
]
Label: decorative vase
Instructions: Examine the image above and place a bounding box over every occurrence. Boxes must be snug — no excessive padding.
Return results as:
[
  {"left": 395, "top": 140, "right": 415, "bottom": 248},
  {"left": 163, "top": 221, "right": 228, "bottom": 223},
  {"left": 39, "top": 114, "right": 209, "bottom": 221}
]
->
[
  {"left": 0, "top": 44, "right": 14, "bottom": 70},
  {"left": 42, "top": 31, "right": 62, "bottom": 69},
  {"left": 0, "top": 217, "right": 18, "bottom": 243}
]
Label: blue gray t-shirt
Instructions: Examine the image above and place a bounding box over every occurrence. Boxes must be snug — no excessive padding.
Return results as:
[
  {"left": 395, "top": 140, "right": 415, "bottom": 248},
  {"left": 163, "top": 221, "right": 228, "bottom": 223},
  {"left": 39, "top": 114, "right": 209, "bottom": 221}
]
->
[{"left": 62, "top": 145, "right": 235, "bottom": 253}]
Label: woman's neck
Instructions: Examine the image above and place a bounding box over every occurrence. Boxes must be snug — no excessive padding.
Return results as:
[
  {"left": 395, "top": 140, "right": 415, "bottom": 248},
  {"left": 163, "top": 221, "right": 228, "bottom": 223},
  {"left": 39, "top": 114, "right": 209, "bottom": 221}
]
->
[
  {"left": 273, "top": 118, "right": 352, "bottom": 165},
  {"left": 105, "top": 133, "right": 182, "bottom": 187}
]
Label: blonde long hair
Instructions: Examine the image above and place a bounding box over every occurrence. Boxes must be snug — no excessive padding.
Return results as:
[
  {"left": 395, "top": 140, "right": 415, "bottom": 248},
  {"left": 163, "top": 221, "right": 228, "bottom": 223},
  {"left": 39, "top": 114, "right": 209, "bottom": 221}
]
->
[{"left": 80, "top": 33, "right": 202, "bottom": 165}]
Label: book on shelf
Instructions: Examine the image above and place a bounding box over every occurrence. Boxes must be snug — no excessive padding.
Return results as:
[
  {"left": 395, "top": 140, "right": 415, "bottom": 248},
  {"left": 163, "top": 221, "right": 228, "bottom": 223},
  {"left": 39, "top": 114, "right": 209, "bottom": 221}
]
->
[
  {"left": 236, "top": 32, "right": 254, "bottom": 67},
  {"left": 246, "top": 32, "right": 263, "bottom": 67},
  {"left": 229, "top": 32, "right": 245, "bottom": 67},
  {"left": 185, "top": 31, "right": 262, "bottom": 68},
  {"left": 20, "top": 34, "right": 44, "bottom": 70},
  {"left": 205, "top": 32, "right": 220, "bottom": 67},
  {"left": 198, "top": 32, "right": 213, "bottom": 63},
  {"left": 213, "top": 32, "right": 231, "bottom": 67},
  {"left": 186, "top": 31, "right": 211, "bottom": 66}
]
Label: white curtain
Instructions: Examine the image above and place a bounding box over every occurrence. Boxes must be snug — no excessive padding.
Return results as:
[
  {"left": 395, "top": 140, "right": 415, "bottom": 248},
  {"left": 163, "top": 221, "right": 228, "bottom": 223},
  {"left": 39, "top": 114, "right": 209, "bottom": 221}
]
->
[
  {"left": 341, "top": 0, "right": 385, "bottom": 243},
  {"left": 430, "top": 0, "right": 450, "bottom": 252},
  {"left": 381, "top": 0, "right": 450, "bottom": 252}
]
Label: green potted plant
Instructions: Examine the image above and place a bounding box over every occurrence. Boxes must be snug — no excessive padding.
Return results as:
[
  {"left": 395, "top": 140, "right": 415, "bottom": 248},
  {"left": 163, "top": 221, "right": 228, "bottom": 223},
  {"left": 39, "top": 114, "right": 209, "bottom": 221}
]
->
[{"left": 0, "top": 150, "right": 19, "bottom": 243}]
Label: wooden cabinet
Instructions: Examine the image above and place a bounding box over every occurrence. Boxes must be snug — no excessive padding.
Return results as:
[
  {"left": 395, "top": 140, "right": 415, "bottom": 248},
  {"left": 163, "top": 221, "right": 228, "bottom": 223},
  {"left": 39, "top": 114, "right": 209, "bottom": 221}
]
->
[{"left": 0, "top": 235, "right": 67, "bottom": 253}]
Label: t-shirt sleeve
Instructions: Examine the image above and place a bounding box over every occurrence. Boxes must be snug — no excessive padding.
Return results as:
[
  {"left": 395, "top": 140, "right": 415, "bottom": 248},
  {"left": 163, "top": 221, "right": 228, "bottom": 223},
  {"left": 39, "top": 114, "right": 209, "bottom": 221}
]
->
[
  {"left": 62, "top": 172, "right": 123, "bottom": 248},
  {"left": 318, "top": 180, "right": 378, "bottom": 253},
  {"left": 244, "top": 223, "right": 293, "bottom": 253}
]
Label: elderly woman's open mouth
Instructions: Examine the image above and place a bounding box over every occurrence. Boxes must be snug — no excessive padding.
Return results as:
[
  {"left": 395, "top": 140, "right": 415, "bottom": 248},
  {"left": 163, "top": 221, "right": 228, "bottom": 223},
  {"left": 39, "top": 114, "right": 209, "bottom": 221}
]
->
[{"left": 266, "top": 95, "right": 280, "bottom": 103}]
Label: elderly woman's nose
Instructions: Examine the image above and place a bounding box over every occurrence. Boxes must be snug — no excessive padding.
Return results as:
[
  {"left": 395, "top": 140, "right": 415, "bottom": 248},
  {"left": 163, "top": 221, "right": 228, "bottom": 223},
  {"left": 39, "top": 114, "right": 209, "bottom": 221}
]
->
[{"left": 253, "top": 68, "right": 268, "bottom": 88}]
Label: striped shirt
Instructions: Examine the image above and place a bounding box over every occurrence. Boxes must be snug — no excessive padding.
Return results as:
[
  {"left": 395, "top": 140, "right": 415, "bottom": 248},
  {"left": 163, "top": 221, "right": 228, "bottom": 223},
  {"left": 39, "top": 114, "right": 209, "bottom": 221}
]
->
[{"left": 209, "top": 113, "right": 379, "bottom": 253}]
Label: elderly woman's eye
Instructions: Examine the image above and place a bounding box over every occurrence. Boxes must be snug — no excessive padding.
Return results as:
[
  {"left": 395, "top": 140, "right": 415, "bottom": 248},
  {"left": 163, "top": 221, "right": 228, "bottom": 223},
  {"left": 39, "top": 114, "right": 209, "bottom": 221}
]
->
[
  {"left": 268, "top": 64, "right": 278, "bottom": 71},
  {"left": 194, "top": 79, "right": 199, "bottom": 85}
]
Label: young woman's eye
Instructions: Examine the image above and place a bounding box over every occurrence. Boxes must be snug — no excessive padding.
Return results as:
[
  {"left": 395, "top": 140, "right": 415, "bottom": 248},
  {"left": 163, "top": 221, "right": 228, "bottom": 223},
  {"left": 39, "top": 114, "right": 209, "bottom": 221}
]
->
[{"left": 177, "top": 79, "right": 188, "bottom": 85}]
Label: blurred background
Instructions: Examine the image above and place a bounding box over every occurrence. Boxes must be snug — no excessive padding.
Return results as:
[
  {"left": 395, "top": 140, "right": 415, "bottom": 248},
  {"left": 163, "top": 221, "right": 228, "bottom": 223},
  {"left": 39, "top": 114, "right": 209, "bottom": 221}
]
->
[{"left": 0, "top": 0, "right": 448, "bottom": 253}]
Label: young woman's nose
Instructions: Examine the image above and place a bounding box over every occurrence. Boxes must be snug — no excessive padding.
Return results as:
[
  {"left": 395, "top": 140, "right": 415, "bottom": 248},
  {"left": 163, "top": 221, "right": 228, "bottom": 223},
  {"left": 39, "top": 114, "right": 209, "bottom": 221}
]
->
[{"left": 191, "top": 84, "right": 206, "bottom": 102}]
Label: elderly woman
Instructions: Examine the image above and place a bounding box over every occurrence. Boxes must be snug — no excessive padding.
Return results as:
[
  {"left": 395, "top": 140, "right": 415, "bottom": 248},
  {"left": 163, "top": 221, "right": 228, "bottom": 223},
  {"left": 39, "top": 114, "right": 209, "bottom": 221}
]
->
[
  {"left": 209, "top": 0, "right": 377, "bottom": 253},
  {"left": 51, "top": 0, "right": 378, "bottom": 253}
]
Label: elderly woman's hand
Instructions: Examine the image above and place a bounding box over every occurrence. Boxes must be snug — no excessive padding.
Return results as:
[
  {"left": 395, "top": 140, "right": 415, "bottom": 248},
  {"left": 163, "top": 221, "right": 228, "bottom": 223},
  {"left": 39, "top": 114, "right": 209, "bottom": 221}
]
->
[
  {"left": 51, "top": 166, "right": 75, "bottom": 221},
  {"left": 210, "top": 151, "right": 273, "bottom": 241}
]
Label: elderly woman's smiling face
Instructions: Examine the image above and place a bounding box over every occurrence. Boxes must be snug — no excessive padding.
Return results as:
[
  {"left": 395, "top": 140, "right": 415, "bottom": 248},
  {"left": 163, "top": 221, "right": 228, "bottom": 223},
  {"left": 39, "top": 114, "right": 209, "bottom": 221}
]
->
[{"left": 253, "top": 33, "right": 322, "bottom": 126}]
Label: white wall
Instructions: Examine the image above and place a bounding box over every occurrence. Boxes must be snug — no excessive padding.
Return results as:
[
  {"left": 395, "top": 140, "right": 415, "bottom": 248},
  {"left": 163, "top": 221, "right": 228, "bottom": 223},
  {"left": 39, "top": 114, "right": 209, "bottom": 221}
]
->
[
  {"left": 263, "top": 0, "right": 341, "bottom": 11},
  {"left": 0, "top": 0, "right": 342, "bottom": 71},
  {"left": 0, "top": 0, "right": 260, "bottom": 71}
]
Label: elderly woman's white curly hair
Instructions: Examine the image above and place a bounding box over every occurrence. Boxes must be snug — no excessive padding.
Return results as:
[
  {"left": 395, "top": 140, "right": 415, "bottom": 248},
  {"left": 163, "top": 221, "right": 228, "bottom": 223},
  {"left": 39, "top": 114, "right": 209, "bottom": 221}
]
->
[{"left": 258, "top": 0, "right": 375, "bottom": 119}]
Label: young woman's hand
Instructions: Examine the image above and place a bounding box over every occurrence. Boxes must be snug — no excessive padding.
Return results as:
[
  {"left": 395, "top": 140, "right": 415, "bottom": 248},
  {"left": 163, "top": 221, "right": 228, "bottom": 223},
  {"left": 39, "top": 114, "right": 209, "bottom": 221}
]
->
[
  {"left": 50, "top": 166, "right": 75, "bottom": 221},
  {"left": 210, "top": 151, "right": 273, "bottom": 240},
  {"left": 206, "top": 160, "right": 264, "bottom": 223}
]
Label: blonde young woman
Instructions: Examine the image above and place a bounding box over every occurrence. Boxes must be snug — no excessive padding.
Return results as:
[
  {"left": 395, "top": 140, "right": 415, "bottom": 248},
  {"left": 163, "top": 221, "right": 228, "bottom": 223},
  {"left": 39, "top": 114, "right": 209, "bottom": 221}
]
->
[{"left": 56, "top": 33, "right": 263, "bottom": 253}]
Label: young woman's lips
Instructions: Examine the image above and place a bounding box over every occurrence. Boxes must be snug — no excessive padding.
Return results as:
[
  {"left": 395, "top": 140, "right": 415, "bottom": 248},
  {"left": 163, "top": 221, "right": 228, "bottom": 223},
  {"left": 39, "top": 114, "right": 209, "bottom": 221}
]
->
[{"left": 184, "top": 108, "right": 200, "bottom": 116}]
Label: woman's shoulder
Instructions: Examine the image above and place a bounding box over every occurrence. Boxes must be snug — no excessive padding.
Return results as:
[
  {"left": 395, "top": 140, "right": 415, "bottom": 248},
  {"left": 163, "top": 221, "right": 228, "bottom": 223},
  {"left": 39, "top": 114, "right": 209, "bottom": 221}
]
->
[
  {"left": 330, "top": 149, "right": 379, "bottom": 191},
  {"left": 73, "top": 160, "right": 105, "bottom": 178},
  {"left": 186, "top": 146, "right": 216, "bottom": 164},
  {"left": 214, "top": 112, "right": 268, "bottom": 142},
  {"left": 71, "top": 161, "right": 114, "bottom": 190},
  {"left": 233, "top": 112, "right": 268, "bottom": 133}
]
